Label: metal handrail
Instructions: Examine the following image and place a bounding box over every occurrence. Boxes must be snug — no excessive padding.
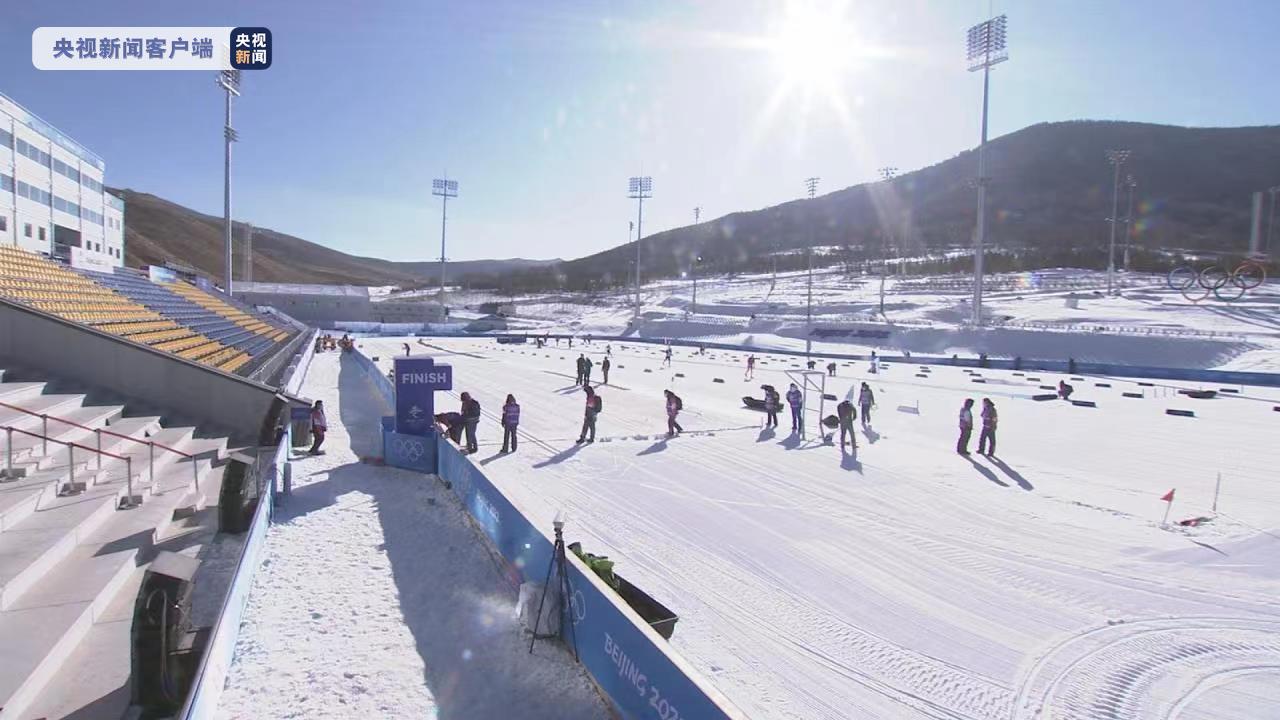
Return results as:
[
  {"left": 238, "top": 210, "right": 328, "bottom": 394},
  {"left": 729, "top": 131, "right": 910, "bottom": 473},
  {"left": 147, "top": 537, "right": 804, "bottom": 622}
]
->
[
  {"left": 4, "top": 425, "right": 136, "bottom": 505},
  {"left": 0, "top": 400, "right": 199, "bottom": 491}
]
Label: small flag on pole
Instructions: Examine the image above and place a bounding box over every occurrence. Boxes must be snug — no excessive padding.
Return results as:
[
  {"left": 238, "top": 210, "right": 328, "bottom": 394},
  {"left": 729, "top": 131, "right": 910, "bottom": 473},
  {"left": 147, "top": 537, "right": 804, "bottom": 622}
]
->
[
  {"left": 1160, "top": 489, "right": 1175, "bottom": 502},
  {"left": 1160, "top": 488, "right": 1175, "bottom": 526}
]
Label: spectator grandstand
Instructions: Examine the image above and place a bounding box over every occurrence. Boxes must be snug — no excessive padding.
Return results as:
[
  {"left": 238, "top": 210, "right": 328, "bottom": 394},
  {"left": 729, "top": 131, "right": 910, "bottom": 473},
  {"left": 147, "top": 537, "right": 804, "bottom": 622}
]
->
[{"left": 0, "top": 245, "right": 299, "bottom": 377}]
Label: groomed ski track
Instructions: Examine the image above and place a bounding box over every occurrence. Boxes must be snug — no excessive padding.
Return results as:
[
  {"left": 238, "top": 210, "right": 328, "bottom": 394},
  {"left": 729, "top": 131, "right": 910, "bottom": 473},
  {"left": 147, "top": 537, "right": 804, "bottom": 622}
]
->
[{"left": 366, "top": 337, "right": 1280, "bottom": 720}]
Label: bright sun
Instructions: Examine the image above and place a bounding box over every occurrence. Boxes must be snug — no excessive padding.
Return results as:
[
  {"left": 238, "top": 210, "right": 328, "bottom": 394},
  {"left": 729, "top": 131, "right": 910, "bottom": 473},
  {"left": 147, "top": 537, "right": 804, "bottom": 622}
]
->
[{"left": 770, "top": 1, "right": 860, "bottom": 93}]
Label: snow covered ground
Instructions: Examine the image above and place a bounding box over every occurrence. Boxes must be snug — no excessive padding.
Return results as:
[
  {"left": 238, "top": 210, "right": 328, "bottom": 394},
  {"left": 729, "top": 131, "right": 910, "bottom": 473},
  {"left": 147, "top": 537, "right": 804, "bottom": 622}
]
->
[
  {"left": 448, "top": 269, "right": 1280, "bottom": 372},
  {"left": 364, "top": 335, "right": 1280, "bottom": 720},
  {"left": 216, "top": 351, "right": 609, "bottom": 720}
]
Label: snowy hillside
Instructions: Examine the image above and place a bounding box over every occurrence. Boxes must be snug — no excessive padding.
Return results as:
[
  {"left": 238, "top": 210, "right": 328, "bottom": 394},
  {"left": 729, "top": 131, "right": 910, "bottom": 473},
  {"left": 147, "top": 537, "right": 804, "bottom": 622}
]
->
[{"left": 449, "top": 269, "right": 1280, "bottom": 372}]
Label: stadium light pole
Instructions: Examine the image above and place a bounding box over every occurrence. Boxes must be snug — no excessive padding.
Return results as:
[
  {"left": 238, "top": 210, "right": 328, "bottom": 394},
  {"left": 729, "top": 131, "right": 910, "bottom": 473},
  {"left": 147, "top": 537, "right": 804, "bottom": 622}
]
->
[
  {"left": 804, "top": 176, "right": 820, "bottom": 360},
  {"left": 216, "top": 69, "right": 241, "bottom": 294},
  {"left": 1267, "top": 185, "right": 1280, "bottom": 255},
  {"left": 1122, "top": 175, "right": 1137, "bottom": 271},
  {"left": 432, "top": 176, "right": 459, "bottom": 307},
  {"left": 691, "top": 255, "right": 703, "bottom": 315},
  {"left": 628, "top": 176, "right": 653, "bottom": 318},
  {"left": 966, "top": 14, "right": 1008, "bottom": 326},
  {"left": 1105, "top": 149, "right": 1131, "bottom": 295},
  {"left": 877, "top": 167, "right": 898, "bottom": 316},
  {"left": 243, "top": 222, "right": 254, "bottom": 284}
]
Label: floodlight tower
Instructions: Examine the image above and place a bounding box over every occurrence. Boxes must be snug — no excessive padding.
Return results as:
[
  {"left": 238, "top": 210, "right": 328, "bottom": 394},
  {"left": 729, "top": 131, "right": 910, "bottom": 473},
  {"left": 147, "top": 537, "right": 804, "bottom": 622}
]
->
[
  {"left": 216, "top": 69, "right": 241, "bottom": 294},
  {"left": 432, "top": 176, "right": 459, "bottom": 305},
  {"left": 1122, "top": 175, "right": 1137, "bottom": 271},
  {"left": 877, "top": 167, "right": 898, "bottom": 316},
  {"left": 691, "top": 255, "right": 703, "bottom": 315},
  {"left": 966, "top": 14, "right": 1008, "bottom": 326},
  {"left": 804, "top": 176, "right": 820, "bottom": 359},
  {"left": 628, "top": 176, "right": 653, "bottom": 317},
  {"left": 243, "top": 222, "right": 254, "bottom": 284},
  {"left": 1105, "top": 149, "right": 1131, "bottom": 295},
  {"left": 1267, "top": 185, "right": 1280, "bottom": 255}
]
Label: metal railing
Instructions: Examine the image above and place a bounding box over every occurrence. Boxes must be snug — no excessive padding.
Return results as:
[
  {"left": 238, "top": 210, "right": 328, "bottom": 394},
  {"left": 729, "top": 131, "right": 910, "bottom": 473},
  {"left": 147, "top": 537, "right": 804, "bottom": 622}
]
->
[
  {"left": 4, "top": 425, "right": 135, "bottom": 504},
  {"left": 0, "top": 400, "right": 199, "bottom": 493}
]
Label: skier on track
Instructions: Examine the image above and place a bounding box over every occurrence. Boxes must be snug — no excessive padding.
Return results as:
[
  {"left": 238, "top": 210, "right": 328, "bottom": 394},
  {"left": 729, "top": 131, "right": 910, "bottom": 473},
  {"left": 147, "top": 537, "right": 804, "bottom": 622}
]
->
[
  {"left": 402, "top": 342, "right": 410, "bottom": 356},
  {"left": 664, "top": 390, "right": 684, "bottom": 437},
  {"left": 836, "top": 399, "right": 857, "bottom": 451},
  {"left": 858, "top": 382, "right": 876, "bottom": 425},
  {"left": 1058, "top": 380, "right": 1074, "bottom": 401},
  {"left": 957, "top": 398, "right": 975, "bottom": 455},
  {"left": 460, "top": 392, "right": 482, "bottom": 454},
  {"left": 501, "top": 394, "right": 520, "bottom": 454},
  {"left": 745, "top": 355, "right": 756, "bottom": 380},
  {"left": 583, "top": 355, "right": 594, "bottom": 386},
  {"left": 827, "top": 362, "right": 837, "bottom": 377},
  {"left": 575, "top": 354, "right": 587, "bottom": 385},
  {"left": 601, "top": 356, "right": 611, "bottom": 385},
  {"left": 577, "top": 386, "right": 602, "bottom": 443},
  {"left": 978, "top": 398, "right": 998, "bottom": 456},
  {"left": 762, "top": 385, "right": 780, "bottom": 428},
  {"left": 787, "top": 383, "right": 804, "bottom": 434},
  {"left": 662, "top": 347, "right": 673, "bottom": 367},
  {"left": 606, "top": 344, "right": 612, "bottom": 356}
]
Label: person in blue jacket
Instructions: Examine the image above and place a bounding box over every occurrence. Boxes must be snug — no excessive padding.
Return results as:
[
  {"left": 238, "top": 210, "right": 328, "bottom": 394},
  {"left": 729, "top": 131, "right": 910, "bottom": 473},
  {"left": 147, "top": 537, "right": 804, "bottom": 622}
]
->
[{"left": 786, "top": 383, "right": 803, "bottom": 434}]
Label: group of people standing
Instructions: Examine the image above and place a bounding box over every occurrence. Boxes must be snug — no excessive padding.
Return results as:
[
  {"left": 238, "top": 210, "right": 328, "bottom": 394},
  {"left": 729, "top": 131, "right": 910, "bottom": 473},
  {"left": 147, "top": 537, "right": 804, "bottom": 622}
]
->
[
  {"left": 957, "top": 398, "right": 998, "bottom": 456},
  {"left": 443, "top": 393, "right": 524, "bottom": 455},
  {"left": 575, "top": 354, "right": 611, "bottom": 386}
]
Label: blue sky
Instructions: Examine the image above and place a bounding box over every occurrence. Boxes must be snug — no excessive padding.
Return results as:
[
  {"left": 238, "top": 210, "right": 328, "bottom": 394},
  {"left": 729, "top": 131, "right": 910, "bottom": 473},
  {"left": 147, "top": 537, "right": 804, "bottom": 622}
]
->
[{"left": 3, "top": 0, "right": 1277, "bottom": 262}]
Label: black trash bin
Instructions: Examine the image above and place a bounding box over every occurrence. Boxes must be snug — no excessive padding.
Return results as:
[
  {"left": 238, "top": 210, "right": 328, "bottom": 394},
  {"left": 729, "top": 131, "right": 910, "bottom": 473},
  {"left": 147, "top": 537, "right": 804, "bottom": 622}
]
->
[{"left": 614, "top": 574, "right": 679, "bottom": 640}]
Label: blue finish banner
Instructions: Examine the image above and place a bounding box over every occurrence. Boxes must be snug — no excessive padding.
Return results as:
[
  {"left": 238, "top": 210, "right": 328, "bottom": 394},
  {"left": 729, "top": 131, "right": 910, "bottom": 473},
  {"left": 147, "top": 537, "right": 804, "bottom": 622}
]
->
[{"left": 393, "top": 356, "right": 453, "bottom": 436}]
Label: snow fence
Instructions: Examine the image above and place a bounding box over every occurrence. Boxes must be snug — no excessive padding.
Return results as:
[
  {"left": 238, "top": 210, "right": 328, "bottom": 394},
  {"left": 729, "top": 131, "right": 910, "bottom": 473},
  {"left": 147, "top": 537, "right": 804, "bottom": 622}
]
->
[{"left": 348, "top": 345, "right": 743, "bottom": 720}]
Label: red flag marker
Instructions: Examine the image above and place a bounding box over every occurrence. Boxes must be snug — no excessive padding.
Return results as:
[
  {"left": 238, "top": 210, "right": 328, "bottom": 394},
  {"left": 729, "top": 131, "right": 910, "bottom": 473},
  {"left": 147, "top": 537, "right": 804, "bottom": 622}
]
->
[
  {"left": 1160, "top": 489, "right": 1175, "bottom": 502},
  {"left": 1160, "top": 488, "right": 1176, "bottom": 526}
]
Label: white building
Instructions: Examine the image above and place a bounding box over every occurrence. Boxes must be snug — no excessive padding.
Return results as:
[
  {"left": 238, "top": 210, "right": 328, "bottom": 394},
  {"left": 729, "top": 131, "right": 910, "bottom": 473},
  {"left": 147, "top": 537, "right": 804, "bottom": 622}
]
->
[{"left": 0, "top": 91, "right": 124, "bottom": 268}]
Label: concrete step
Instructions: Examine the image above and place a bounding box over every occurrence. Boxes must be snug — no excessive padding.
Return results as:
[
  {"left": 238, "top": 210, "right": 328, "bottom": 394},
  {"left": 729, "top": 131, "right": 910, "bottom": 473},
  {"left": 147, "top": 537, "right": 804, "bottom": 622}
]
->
[
  {"left": 0, "top": 483, "right": 121, "bottom": 610},
  {"left": 0, "top": 394, "right": 87, "bottom": 433},
  {"left": 0, "top": 544, "right": 138, "bottom": 720},
  {"left": 0, "top": 475, "right": 55, "bottom": 532},
  {"left": 0, "top": 459, "right": 219, "bottom": 720},
  {"left": 0, "top": 381, "right": 47, "bottom": 404},
  {"left": 0, "top": 404, "right": 125, "bottom": 465},
  {"left": 23, "top": 489, "right": 228, "bottom": 720},
  {"left": 16, "top": 566, "right": 141, "bottom": 720}
]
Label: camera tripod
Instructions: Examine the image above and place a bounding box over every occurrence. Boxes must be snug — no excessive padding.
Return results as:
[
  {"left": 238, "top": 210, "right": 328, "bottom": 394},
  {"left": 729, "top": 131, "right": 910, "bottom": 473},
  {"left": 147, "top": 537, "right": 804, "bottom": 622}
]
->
[{"left": 528, "top": 520, "right": 580, "bottom": 662}]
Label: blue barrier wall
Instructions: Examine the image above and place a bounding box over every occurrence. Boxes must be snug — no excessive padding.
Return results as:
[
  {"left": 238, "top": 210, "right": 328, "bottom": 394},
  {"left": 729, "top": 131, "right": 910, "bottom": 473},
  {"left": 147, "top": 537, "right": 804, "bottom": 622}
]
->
[{"left": 436, "top": 438, "right": 743, "bottom": 720}]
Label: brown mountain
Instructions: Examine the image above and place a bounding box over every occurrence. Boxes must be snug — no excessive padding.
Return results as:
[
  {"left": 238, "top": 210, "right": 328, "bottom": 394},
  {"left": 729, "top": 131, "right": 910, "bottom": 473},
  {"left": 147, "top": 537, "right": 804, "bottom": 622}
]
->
[
  {"left": 114, "top": 188, "right": 554, "bottom": 286},
  {"left": 556, "top": 120, "right": 1280, "bottom": 284}
]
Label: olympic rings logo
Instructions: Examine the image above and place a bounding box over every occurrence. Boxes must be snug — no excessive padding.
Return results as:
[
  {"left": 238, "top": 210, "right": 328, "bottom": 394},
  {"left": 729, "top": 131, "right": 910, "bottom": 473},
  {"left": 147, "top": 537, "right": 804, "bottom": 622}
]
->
[
  {"left": 1166, "top": 259, "right": 1267, "bottom": 302},
  {"left": 392, "top": 437, "right": 425, "bottom": 461}
]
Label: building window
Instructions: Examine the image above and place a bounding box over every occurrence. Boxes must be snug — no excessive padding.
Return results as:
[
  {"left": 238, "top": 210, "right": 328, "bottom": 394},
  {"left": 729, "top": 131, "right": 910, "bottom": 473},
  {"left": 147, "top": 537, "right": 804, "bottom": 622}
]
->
[
  {"left": 0, "top": 173, "right": 11, "bottom": 192},
  {"left": 24, "top": 223, "right": 32, "bottom": 238},
  {"left": 0, "top": 128, "right": 12, "bottom": 149},
  {"left": 0, "top": 217, "right": 6, "bottom": 232},
  {"left": 38, "top": 227, "right": 46, "bottom": 241}
]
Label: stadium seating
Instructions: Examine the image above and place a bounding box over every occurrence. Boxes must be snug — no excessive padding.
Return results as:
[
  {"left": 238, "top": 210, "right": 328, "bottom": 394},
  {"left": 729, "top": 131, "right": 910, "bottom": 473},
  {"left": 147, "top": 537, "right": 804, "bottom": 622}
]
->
[
  {"left": 0, "top": 365, "right": 228, "bottom": 719},
  {"left": 0, "top": 246, "right": 251, "bottom": 373}
]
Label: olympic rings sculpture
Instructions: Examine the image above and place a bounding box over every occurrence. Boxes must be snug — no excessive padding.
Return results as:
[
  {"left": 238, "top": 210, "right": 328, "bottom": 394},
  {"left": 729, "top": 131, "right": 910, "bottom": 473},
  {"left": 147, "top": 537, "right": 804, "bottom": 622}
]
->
[{"left": 1166, "top": 259, "right": 1267, "bottom": 302}]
